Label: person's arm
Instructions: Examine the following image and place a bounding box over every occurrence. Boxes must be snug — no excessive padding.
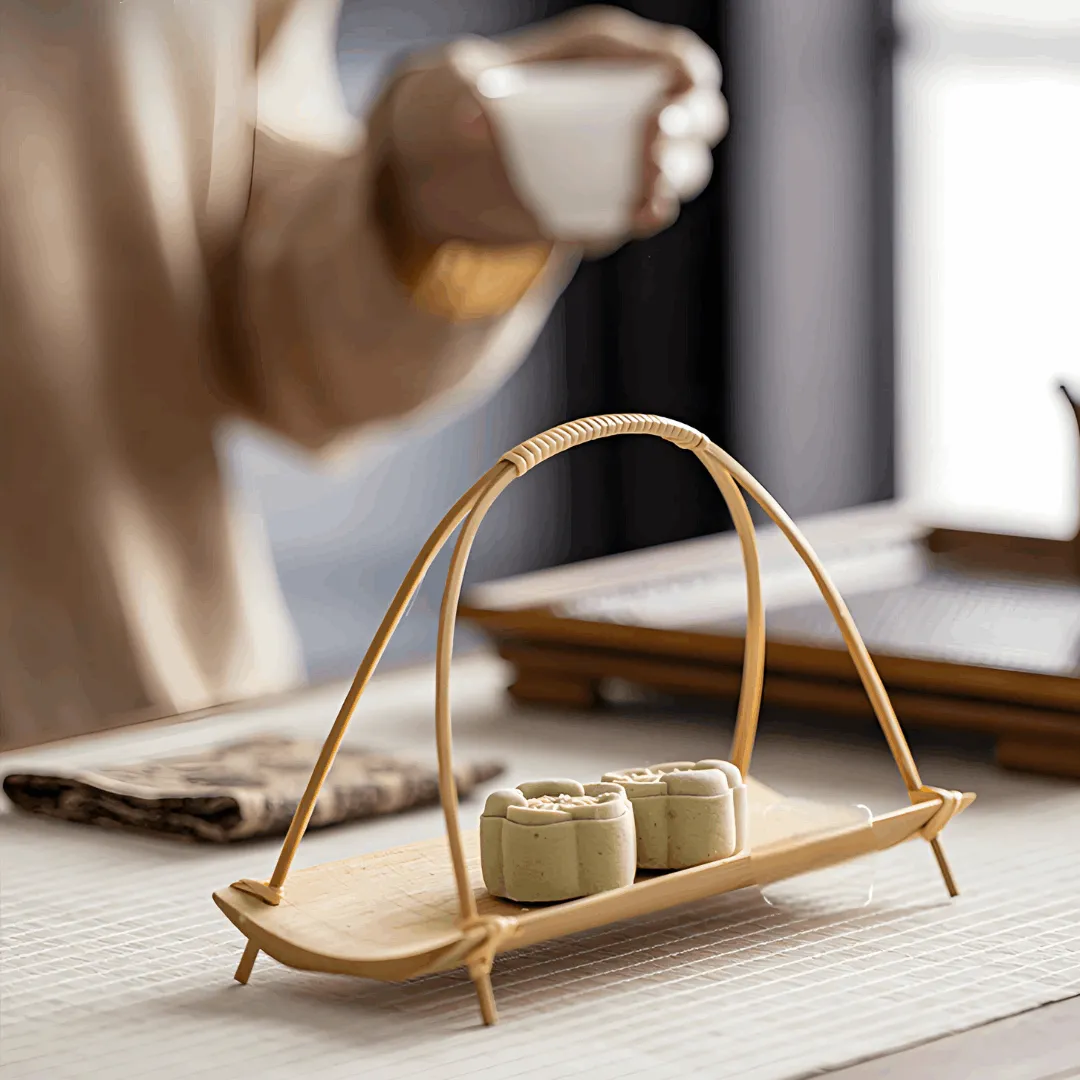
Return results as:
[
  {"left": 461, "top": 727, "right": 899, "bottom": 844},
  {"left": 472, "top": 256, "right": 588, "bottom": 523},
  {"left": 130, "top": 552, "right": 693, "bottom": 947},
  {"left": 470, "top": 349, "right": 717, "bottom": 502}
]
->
[
  {"left": 211, "top": 2, "right": 726, "bottom": 452},
  {"left": 211, "top": 0, "right": 574, "bottom": 453}
]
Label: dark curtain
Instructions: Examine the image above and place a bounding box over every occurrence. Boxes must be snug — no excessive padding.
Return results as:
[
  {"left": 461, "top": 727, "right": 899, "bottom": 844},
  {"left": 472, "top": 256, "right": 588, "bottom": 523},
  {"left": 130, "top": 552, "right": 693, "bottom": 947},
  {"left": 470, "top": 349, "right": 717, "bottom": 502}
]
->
[{"left": 543, "top": 0, "right": 736, "bottom": 562}]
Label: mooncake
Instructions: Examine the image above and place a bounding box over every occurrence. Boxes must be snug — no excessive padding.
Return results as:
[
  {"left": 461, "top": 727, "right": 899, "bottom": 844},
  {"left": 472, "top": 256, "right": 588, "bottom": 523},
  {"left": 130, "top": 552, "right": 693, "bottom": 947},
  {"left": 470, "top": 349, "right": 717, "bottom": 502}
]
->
[
  {"left": 480, "top": 779, "right": 636, "bottom": 903},
  {"left": 602, "top": 759, "right": 748, "bottom": 870}
]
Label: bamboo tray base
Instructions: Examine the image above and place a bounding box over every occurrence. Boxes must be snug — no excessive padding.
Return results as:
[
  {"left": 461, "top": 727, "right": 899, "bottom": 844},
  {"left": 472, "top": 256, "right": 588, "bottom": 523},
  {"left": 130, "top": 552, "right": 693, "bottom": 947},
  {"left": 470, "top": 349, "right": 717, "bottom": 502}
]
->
[{"left": 213, "top": 778, "right": 973, "bottom": 985}]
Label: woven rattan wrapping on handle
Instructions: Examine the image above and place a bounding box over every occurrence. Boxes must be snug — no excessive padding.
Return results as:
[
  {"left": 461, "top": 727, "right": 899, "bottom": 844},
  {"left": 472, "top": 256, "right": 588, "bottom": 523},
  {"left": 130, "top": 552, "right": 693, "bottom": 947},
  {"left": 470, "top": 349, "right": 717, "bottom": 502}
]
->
[{"left": 501, "top": 414, "right": 706, "bottom": 476}]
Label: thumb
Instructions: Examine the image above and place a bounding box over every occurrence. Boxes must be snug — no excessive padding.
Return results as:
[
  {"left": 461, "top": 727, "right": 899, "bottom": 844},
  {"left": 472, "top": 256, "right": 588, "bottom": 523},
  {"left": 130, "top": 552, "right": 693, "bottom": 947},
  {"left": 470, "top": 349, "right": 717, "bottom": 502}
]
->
[
  {"left": 444, "top": 35, "right": 511, "bottom": 84},
  {"left": 443, "top": 36, "right": 509, "bottom": 146},
  {"left": 454, "top": 92, "right": 494, "bottom": 144}
]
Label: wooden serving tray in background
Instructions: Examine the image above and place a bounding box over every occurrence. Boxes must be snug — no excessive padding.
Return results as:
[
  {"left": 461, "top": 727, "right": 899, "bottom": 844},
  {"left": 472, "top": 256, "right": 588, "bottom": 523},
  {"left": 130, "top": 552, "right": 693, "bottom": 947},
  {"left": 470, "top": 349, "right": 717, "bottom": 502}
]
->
[{"left": 462, "top": 501, "right": 1080, "bottom": 779}]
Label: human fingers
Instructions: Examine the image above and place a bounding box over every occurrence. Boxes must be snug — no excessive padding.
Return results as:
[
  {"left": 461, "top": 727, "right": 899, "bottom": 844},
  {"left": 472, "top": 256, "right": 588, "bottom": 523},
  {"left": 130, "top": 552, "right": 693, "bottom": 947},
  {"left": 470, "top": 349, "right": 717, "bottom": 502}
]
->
[
  {"left": 633, "top": 89, "right": 724, "bottom": 215},
  {"left": 503, "top": 8, "right": 722, "bottom": 98}
]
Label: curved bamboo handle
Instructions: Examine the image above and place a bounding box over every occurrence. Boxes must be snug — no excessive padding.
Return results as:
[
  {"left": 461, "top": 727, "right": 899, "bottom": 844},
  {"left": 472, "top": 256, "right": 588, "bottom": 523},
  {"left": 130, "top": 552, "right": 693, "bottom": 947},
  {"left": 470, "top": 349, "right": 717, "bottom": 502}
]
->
[
  {"left": 498, "top": 412, "right": 768, "bottom": 771},
  {"left": 700, "top": 441, "right": 925, "bottom": 791},
  {"left": 234, "top": 416, "right": 764, "bottom": 917},
  {"left": 698, "top": 441, "right": 961, "bottom": 895},
  {"left": 434, "top": 415, "right": 767, "bottom": 928},
  {"left": 489, "top": 414, "right": 926, "bottom": 785},
  {"left": 233, "top": 464, "right": 506, "bottom": 905}
]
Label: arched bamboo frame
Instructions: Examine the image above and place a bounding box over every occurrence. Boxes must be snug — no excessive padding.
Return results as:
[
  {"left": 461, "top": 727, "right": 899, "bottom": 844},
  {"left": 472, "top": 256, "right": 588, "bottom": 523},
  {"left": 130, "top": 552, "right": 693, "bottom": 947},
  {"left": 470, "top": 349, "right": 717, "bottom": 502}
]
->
[{"left": 230, "top": 415, "right": 960, "bottom": 1020}]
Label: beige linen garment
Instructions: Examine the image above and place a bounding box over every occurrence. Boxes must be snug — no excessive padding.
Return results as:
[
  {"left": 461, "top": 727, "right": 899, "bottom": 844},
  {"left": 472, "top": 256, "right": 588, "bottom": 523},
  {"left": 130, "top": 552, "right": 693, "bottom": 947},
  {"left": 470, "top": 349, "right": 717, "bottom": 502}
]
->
[{"left": 0, "top": 0, "right": 570, "bottom": 749}]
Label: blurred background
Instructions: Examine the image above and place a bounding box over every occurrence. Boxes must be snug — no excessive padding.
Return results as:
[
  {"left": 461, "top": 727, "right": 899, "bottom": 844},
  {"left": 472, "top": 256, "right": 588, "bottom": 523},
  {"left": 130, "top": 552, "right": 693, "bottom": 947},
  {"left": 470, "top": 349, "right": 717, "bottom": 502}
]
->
[{"left": 221, "top": 0, "right": 1080, "bottom": 683}]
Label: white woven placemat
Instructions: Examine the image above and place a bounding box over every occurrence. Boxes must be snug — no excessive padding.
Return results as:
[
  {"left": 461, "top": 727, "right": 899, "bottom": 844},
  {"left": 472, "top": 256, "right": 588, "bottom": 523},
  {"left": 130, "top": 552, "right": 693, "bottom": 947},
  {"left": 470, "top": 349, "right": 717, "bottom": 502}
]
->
[{"left": 2, "top": 657, "right": 1079, "bottom": 1080}]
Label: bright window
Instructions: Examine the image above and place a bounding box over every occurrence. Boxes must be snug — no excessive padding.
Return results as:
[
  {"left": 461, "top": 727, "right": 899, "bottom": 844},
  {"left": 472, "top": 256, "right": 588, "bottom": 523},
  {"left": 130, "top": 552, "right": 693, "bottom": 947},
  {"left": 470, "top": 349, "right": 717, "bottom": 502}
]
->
[{"left": 896, "top": 0, "right": 1080, "bottom": 538}]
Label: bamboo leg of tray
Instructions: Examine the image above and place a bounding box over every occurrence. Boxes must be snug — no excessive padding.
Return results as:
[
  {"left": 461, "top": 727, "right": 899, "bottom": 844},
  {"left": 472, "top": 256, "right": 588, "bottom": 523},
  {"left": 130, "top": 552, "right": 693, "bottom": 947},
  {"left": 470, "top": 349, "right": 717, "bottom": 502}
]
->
[
  {"left": 430, "top": 461, "right": 764, "bottom": 1022},
  {"left": 430, "top": 425, "right": 772, "bottom": 1022},
  {"left": 233, "top": 940, "right": 260, "bottom": 985},
  {"left": 701, "top": 442, "right": 961, "bottom": 897},
  {"left": 423, "top": 424, "right": 769, "bottom": 1026},
  {"left": 474, "top": 976, "right": 498, "bottom": 1027},
  {"left": 427, "top": 422, "right": 773, "bottom": 1023},
  {"left": 929, "top": 838, "right": 959, "bottom": 897},
  {"left": 435, "top": 463, "right": 517, "bottom": 1024}
]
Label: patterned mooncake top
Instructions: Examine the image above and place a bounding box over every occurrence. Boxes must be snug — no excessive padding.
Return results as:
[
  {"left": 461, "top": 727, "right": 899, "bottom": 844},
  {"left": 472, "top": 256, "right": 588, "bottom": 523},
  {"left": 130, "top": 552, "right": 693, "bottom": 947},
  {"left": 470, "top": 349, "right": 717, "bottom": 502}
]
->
[
  {"left": 483, "top": 779, "right": 631, "bottom": 823},
  {"left": 602, "top": 759, "right": 743, "bottom": 798}
]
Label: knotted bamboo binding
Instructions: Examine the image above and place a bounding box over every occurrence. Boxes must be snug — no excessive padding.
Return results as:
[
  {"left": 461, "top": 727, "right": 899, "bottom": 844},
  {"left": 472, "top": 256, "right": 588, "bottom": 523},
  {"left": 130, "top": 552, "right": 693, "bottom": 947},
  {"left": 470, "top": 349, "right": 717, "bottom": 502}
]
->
[{"left": 230, "top": 414, "right": 966, "bottom": 1024}]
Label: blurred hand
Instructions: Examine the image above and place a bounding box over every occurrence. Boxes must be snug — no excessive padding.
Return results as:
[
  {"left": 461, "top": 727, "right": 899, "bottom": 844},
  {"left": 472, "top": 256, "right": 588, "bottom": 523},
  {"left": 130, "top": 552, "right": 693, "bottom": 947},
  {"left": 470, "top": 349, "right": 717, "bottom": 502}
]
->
[{"left": 378, "top": 6, "right": 728, "bottom": 252}]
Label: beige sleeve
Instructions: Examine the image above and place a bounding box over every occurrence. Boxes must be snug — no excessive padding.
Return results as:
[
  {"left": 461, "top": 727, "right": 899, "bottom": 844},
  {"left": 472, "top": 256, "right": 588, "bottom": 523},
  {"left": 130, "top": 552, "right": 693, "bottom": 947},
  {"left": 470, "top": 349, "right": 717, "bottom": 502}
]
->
[{"left": 215, "top": 0, "right": 576, "bottom": 452}]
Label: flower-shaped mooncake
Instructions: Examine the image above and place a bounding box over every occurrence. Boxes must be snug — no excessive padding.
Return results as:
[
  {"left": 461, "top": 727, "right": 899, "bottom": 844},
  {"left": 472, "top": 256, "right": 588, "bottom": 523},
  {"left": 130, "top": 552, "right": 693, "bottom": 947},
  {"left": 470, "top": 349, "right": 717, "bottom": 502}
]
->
[
  {"left": 480, "top": 779, "right": 636, "bottom": 903},
  {"left": 601, "top": 759, "right": 748, "bottom": 870}
]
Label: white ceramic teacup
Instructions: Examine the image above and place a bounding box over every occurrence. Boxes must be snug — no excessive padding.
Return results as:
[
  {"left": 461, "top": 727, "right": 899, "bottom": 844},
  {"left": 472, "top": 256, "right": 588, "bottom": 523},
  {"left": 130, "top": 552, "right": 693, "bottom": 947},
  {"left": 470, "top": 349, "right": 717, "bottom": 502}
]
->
[{"left": 475, "top": 60, "right": 670, "bottom": 243}]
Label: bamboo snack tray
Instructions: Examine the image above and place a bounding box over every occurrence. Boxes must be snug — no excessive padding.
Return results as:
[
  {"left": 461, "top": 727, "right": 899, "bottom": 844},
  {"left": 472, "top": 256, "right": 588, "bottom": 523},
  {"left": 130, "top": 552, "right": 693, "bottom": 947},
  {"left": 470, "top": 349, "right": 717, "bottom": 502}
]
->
[{"left": 213, "top": 415, "right": 976, "bottom": 1027}]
